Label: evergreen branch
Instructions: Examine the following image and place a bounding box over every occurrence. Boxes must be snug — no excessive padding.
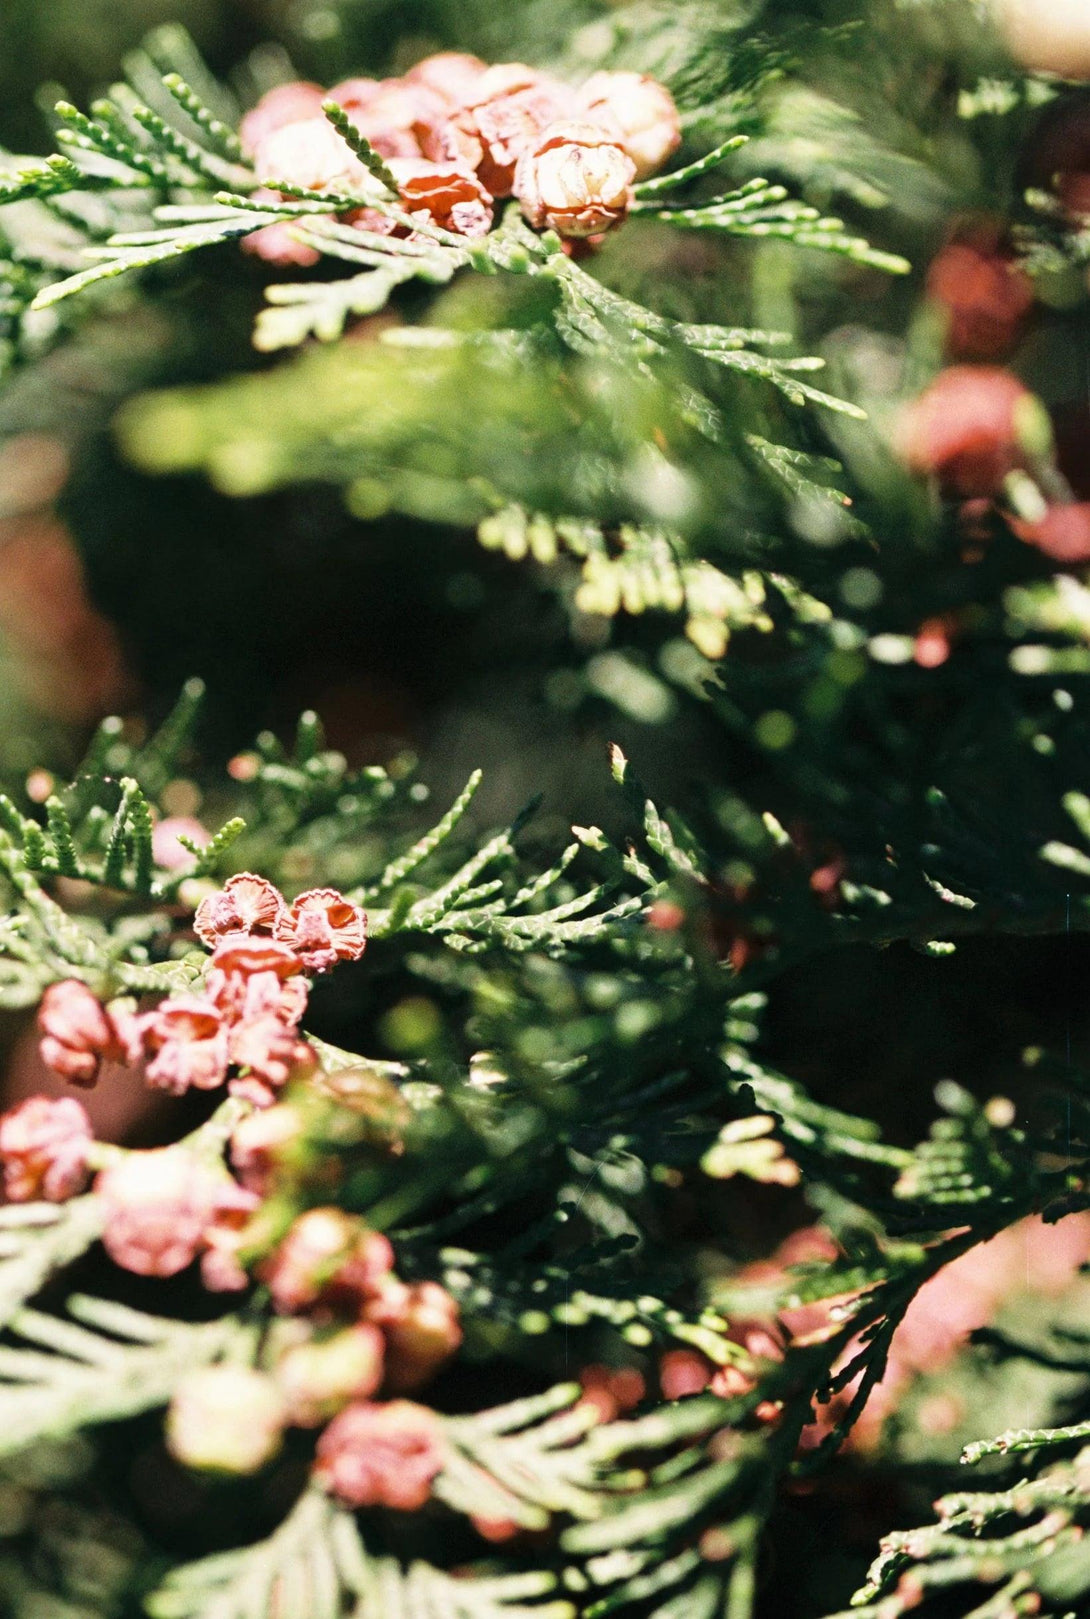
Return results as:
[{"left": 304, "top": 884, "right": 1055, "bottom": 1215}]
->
[
  {"left": 0, "top": 837, "right": 102, "bottom": 970},
  {"left": 844, "top": 1445, "right": 1090, "bottom": 1614},
  {"left": 634, "top": 181, "right": 910, "bottom": 273},
  {"left": 389, "top": 828, "right": 520, "bottom": 934},
  {"left": 21, "top": 821, "right": 48, "bottom": 871},
  {"left": 147, "top": 1488, "right": 345, "bottom": 1619},
  {"left": 102, "top": 777, "right": 143, "bottom": 888},
  {"left": 509, "top": 842, "right": 582, "bottom": 909},
  {"left": 29, "top": 211, "right": 279, "bottom": 310},
  {"left": 174, "top": 816, "right": 247, "bottom": 883},
  {"left": 53, "top": 100, "right": 173, "bottom": 186},
  {"left": 0, "top": 1295, "right": 236, "bottom": 1453},
  {"left": 128, "top": 786, "right": 155, "bottom": 894},
  {"left": 129, "top": 103, "right": 251, "bottom": 189},
  {"left": 149, "top": 1488, "right": 575, "bottom": 1619},
  {"left": 133, "top": 675, "right": 206, "bottom": 792},
  {"left": 550, "top": 252, "right": 869, "bottom": 417},
  {"left": 438, "top": 1385, "right": 604, "bottom": 1528},
  {"left": 0, "top": 1199, "right": 105, "bottom": 1331},
  {"left": 140, "top": 24, "right": 239, "bottom": 126},
  {"left": 321, "top": 101, "right": 399, "bottom": 195},
  {"left": 356, "top": 771, "right": 483, "bottom": 901},
  {"left": 77, "top": 713, "right": 129, "bottom": 779},
  {"left": 330, "top": 1519, "right": 575, "bottom": 1619},
  {"left": 44, "top": 796, "right": 82, "bottom": 878},
  {"left": 254, "top": 257, "right": 452, "bottom": 352},
  {"left": 0, "top": 154, "right": 87, "bottom": 206},
  {"left": 632, "top": 134, "right": 749, "bottom": 197},
  {"left": 962, "top": 1419, "right": 1090, "bottom": 1464},
  {"left": 162, "top": 73, "right": 245, "bottom": 164},
  {"left": 477, "top": 505, "right": 772, "bottom": 657}
]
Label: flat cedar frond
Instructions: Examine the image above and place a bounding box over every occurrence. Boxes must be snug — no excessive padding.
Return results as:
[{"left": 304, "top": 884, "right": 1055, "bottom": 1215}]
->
[
  {"left": 152, "top": 1487, "right": 578, "bottom": 1619},
  {"left": 0, "top": 1295, "right": 237, "bottom": 1453},
  {"left": 0, "top": 1198, "right": 104, "bottom": 1328}
]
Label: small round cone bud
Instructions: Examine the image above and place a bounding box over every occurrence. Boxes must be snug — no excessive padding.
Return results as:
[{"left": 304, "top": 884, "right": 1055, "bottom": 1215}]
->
[
  {"left": 140, "top": 996, "right": 230, "bottom": 1096},
  {"left": 925, "top": 239, "right": 1033, "bottom": 361},
  {"left": 167, "top": 1365, "right": 286, "bottom": 1474},
  {"left": 515, "top": 121, "right": 635, "bottom": 239},
  {"left": 194, "top": 873, "right": 286, "bottom": 950},
  {"left": 96, "top": 1148, "right": 223, "bottom": 1278},
  {"left": 231, "top": 1104, "right": 304, "bottom": 1195},
  {"left": 313, "top": 1399, "right": 444, "bottom": 1509},
  {"left": 276, "top": 1324, "right": 385, "bottom": 1426},
  {"left": 578, "top": 71, "right": 680, "bottom": 180},
  {"left": 379, "top": 1282, "right": 463, "bottom": 1392},
  {"left": 38, "top": 979, "right": 139, "bottom": 1087},
  {"left": 262, "top": 1207, "right": 394, "bottom": 1314},
  {"left": 388, "top": 159, "right": 494, "bottom": 238},
  {"left": 276, "top": 888, "right": 367, "bottom": 974}
]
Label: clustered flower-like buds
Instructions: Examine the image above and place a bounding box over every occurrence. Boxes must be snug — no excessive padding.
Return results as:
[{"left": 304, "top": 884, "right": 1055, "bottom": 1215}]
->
[
  {"left": 0, "top": 1095, "right": 93, "bottom": 1202},
  {"left": 338, "top": 79, "right": 448, "bottom": 160},
  {"left": 235, "top": 52, "right": 680, "bottom": 262},
  {"left": 148, "top": 1203, "right": 461, "bottom": 1501},
  {"left": 514, "top": 121, "right": 636, "bottom": 239},
  {"left": 9, "top": 846, "right": 454, "bottom": 1515},
  {"left": 254, "top": 1206, "right": 460, "bottom": 1490},
  {"left": 457, "top": 67, "right": 577, "bottom": 198},
  {"left": 313, "top": 1398, "right": 445, "bottom": 1510},
  {"left": 207, "top": 936, "right": 308, "bottom": 1022},
  {"left": 35, "top": 873, "right": 364, "bottom": 1109}
]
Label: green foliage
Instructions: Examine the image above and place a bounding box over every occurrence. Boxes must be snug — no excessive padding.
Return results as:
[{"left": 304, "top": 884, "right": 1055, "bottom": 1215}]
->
[
  {"left": 0, "top": 1296, "right": 236, "bottom": 1454},
  {"left": 0, "top": 1199, "right": 104, "bottom": 1330},
  {"left": 6, "top": 2, "right": 1090, "bottom": 1617},
  {"left": 148, "top": 1487, "right": 577, "bottom": 1619}
]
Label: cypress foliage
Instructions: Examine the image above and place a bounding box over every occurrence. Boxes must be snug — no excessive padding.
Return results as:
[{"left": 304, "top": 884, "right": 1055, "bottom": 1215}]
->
[{"left": 3, "top": 3, "right": 1090, "bottom": 1616}]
